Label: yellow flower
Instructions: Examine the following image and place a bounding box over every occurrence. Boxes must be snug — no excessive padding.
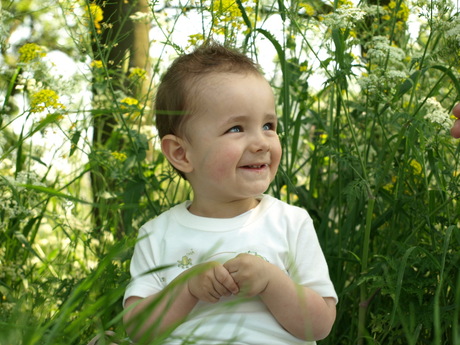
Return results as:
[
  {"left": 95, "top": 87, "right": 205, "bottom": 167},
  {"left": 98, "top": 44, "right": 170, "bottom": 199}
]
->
[
  {"left": 280, "top": 185, "right": 299, "bottom": 203},
  {"left": 383, "top": 176, "right": 397, "bottom": 192},
  {"left": 338, "top": 0, "right": 353, "bottom": 7},
  {"left": 384, "top": 1, "right": 409, "bottom": 22},
  {"left": 111, "top": 151, "right": 127, "bottom": 162},
  {"left": 120, "top": 97, "right": 141, "bottom": 118},
  {"left": 90, "top": 60, "right": 104, "bottom": 69},
  {"left": 409, "top": 159, "right": 422, "bottom": 175},
  {"left": 188, "top": 33, "right": 205, "bottom": 47},
  {"left": 395, "top": 21, "right": 405, "bottom": 33},
  {"left": 210, "top": 0, "right": 256, "bottom": 33},
  {"left": 88, "top": 3, "right": 104, "bottom": 34},
  {"left": 128, "top": 67, "right": 146, "bottom": 80},
  {"left": 30, "top": 89, "right": 65, "bottom": 113},
  {"left": 18, "top": 43, "right": 46, "bottom": 63},
  {"left": 300, "top": 3, "right": 315, "bottom": 16},
  {"left": 398, "top": 2, "right": 409, "bottom": 21},
  {"left": 120, "top": 97, "right": 140, "bottom": 109},
  {"left": 215, "top": 0, "right": 242, "bottom": 19},
  {"left": 318, "top": 133, "right": 328, "bottom": 145}
]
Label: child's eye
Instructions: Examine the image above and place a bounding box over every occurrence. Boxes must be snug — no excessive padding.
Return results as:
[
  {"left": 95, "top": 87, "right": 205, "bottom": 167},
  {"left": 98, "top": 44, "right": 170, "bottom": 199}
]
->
[
  {"left": 227, "top": 126, "right": 243, "bottom": 133},
  {"left": 263, "top": 122, "right": 275, "bottom": 131}
]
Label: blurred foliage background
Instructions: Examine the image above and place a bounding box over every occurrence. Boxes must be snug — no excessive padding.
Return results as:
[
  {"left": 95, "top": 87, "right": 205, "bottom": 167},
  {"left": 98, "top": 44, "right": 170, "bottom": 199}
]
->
[{"left": 1, "top": 0, "right": 459, "bottom": 344}]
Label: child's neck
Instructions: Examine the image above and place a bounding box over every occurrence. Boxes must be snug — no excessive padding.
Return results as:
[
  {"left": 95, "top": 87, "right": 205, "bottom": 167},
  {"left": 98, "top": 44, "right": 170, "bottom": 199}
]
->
[{"left": 187, "top": 197, "right": 260, "bottom": 218}]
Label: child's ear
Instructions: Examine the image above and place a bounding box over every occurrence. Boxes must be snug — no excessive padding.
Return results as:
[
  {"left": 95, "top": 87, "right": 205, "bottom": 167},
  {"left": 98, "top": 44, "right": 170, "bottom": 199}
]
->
[{"left": 161, "top": 134, "right": 193, "bottom": 174}]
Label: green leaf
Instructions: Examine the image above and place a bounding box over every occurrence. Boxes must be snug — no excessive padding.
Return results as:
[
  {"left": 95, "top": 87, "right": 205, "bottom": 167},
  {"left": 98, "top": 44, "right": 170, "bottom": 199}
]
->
[
  {"left": 429, "top": 65, "right": 460, "bottom": 98},
  {"left": 236, "top": 0, "right": 252, "bottom": 30},
  {"left": 20, "top": 184, "right": 95, "bottom": 205},
  {"left": 255, "top": 28, "right": 285, "bottom": 72},
  {"left": 277, "top": 0, "right": 286, "bottom": 21},
  {"left": 69, "top": 130, "right": 81, "bottom": 157},
  {"left": 122, "top": 178, "right": 145, "bottom": 235}
]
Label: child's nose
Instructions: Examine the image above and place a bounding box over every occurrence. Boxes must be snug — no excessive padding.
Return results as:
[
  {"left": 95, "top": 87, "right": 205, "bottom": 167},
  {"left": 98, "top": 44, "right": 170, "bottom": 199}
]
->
[{"left": 249, "top": 132, "right": 270, "bottom": 152}]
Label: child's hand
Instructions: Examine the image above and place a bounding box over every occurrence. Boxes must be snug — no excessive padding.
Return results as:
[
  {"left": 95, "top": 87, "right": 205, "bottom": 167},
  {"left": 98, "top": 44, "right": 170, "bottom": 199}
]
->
[
  {"left": 452, "top": 103, "right": 460, "bottom": 138},
  {"left": 187, "top": 262, "right": 239, "bottom": 303},
  {"left": 223, "top": 253, "right": 272, "bottom": 297}
]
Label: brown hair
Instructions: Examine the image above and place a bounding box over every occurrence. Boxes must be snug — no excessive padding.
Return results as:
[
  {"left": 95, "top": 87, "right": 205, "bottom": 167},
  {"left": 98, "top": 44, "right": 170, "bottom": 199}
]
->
[{"left": 155, "top": 41, "right": 262, "bottom": 139}]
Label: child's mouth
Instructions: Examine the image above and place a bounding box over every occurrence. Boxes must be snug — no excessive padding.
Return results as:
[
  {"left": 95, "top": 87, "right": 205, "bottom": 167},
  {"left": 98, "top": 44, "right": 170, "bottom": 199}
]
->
[{"left": 242, "top": 164, "right": 268, "bottom": 169}]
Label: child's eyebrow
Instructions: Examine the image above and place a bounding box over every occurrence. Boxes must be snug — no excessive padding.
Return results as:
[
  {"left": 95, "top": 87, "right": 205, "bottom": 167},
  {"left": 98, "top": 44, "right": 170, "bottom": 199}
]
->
[
  {"left": 265, "top": 113, "right": 278, "bottom": 121},
  {"left": 223, "top": 115, "right": 248, "bottom": 124},
  {"left": 223, "top": 113, "right": 278, "bottom": 125}
]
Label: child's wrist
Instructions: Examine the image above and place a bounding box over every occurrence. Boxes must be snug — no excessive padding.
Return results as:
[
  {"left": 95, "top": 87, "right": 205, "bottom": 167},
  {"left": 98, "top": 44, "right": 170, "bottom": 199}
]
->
[
  {"left": 185, "top": 282, "right": 199, "bottom": 302},
  {"left": 259, "top": 262, "right": 280, "bottom": 296}
]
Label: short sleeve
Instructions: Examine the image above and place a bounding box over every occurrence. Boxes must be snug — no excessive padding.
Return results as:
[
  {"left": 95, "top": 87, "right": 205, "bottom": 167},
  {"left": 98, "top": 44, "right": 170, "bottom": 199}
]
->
[
  {"left": 123, "top": 226, "right": 165, "bottom": 306},
  {"left": 287, "top": 212, "right": 338, "bottom": 304}
]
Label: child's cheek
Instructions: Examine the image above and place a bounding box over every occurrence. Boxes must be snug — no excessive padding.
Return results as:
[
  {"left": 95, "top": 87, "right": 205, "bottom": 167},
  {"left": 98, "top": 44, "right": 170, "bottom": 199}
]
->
[{"left": 207, "top": 147, "right": 240, "bottom": 179}]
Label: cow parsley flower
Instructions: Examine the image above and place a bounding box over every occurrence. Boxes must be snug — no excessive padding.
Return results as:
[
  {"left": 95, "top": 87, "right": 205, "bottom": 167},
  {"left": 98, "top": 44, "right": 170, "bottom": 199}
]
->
[
  {"left": 445, "top": 16, "right": 460, "bottom": 45},
  {"left": 321, "top": 4, "right": 366, "bottom": 30},
  {"left": 423, "top": 98, "right": 453, "bottom": 131},
  {"left": 358, "top": 36, "right": 409, "bottom": 101},
  {"left": 365, "top": 36, "right": 405, "bottom": 62},
  {"left": 129, "top": 11, "right": 153, "bottom": 23}
]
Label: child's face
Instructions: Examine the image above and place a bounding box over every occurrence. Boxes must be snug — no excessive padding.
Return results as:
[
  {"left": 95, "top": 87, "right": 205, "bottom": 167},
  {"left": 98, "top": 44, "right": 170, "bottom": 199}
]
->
[{"left": 182, "top": 72, "right": 282, "bottom": 209}]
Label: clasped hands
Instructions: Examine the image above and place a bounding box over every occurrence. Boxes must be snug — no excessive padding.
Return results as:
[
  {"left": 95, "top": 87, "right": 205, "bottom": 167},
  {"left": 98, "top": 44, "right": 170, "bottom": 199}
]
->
[{"left": 186, "top": 253, "right": 272, "bottom": 303}]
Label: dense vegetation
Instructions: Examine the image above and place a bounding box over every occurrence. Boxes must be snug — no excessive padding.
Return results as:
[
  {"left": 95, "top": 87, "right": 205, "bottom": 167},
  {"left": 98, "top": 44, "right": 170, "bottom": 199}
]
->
[{"left": 1, "top": 0, "right": 459, "bottom": 344}]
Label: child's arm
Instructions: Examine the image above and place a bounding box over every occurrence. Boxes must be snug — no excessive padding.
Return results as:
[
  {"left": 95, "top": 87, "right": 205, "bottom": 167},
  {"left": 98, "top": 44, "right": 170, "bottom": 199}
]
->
[
  {"left": 224, "top": 253, "right": 336, "bottom": 341},
  {"left": 123, "top": 262, "right": 239, "bottom": 342}
]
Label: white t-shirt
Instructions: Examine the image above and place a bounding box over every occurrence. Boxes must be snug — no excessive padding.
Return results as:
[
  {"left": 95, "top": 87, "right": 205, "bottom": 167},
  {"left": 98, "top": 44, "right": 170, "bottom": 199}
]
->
[{"left": 124, "top": 194, "right": 337, "bottom": 345}]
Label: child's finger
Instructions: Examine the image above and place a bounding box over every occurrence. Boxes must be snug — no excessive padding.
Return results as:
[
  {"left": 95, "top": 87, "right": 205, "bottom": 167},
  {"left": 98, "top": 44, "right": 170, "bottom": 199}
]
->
[
  {"left": 214, "top": 265, "right": 239, "bottom": 294},
  {"left": 453, "top": 103, "right": 460, "bottom": 119},
  {"left": 451, "top": 119, "right": 460, "bottom": 138}
]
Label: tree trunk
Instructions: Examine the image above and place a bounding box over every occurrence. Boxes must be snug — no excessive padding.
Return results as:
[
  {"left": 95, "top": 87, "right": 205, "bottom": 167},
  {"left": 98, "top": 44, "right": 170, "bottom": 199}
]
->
[{"left": 90, "top": 0, "right": 151, "bottom": 238}]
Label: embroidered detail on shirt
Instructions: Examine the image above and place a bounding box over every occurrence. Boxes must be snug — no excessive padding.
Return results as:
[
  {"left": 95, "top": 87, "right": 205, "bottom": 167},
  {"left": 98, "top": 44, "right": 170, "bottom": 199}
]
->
[
  {"left": 177, "top": 249, "right": 195, "bottom": 269},
  {"left": 246, "top": 250, "right": 269, "bottom": 262}
]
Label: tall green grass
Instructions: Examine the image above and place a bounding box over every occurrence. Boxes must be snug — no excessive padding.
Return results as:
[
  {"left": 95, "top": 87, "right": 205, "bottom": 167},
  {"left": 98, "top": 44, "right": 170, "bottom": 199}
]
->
[{"left": 1, "top": 0, "right": 459, "bottom": 344}]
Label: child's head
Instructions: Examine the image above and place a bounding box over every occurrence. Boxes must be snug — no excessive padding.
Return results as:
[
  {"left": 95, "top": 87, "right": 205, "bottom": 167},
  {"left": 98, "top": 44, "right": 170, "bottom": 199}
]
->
[
  {"left": 155, "top": 41, "right": 263, "bottom": 140},
  {"left": 155, "top": 42, "right": 282, "bottom": 210}
]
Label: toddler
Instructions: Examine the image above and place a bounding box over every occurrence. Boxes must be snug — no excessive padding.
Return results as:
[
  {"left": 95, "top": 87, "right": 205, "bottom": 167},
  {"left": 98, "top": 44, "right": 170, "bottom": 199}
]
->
[{"left": 123, "top": 41, "right": 338, "bottom": 345}]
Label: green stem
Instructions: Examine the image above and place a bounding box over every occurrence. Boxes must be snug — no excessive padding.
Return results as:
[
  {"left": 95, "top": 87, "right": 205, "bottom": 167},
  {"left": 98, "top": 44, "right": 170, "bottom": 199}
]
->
[
  {"left": 358, "top": 194, "right": 375, "bottom": 344},
  {"left": 1, "top": 66, "right": 21, "bottom": 128}
]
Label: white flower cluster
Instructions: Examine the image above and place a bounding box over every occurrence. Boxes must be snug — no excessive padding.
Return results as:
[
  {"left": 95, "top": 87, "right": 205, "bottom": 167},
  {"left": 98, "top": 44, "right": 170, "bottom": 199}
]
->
[
  {"left": 15, "top": 75, "right": 43, "bottom": 93},
  {"left": 0, "top": 171, "right": 44, "bottom": 221},
  {"left": 129, "top": 11, "right": 154, "bottom": 23},
  {"left": 423, "top": 97, "right": 453, "bottom": 131},
  {"left": 0, "top": 135, "right": 6, "bottom": 158},
  {"left": 445, "top": 16, "right": 460, "bottom": 45},
  {"left": 321, "top": 4, "right": 367, "bottom": 30},
  {"left": 358, "top": 36, "right": 409, "bottom": 101},
  {"left": 0, "top": 8, "right": 13, "bottom": 51},
  {"left": 0, "top": 261, "right": 23, "bottom": 282},
  {"left": 365, "top": 36, "right": 406, "bottom": 62}
]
